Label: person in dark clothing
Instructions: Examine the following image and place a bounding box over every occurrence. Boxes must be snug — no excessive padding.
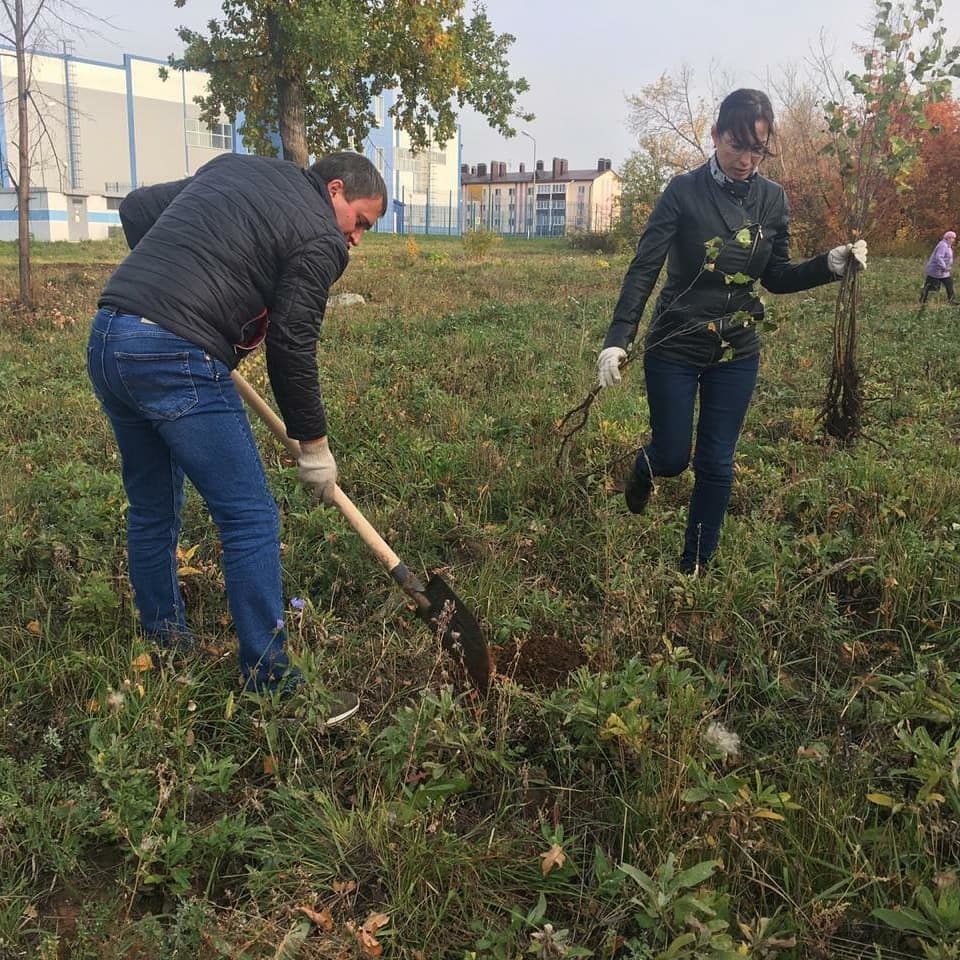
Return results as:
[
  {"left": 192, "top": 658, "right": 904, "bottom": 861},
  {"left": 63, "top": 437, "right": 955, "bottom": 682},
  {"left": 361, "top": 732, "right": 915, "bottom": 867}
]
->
[
  {"left": 87, "top": 151, "right": 386, "bottom": 720},
  {"left": 597, "top": 89, "right": 867, "bottom": 573}
]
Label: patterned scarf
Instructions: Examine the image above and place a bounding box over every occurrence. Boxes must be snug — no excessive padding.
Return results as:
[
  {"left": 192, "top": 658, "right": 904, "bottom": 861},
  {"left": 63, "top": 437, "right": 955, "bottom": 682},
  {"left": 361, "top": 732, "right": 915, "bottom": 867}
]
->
[{"left": 709, "top": 152, "right": 755, "bottom": 200}]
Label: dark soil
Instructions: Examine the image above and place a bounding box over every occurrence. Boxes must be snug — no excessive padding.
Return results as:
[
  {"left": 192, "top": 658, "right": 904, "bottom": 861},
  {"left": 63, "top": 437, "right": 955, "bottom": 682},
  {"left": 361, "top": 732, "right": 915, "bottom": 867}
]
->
[{"left": 494, "top": 633, "right": 585, "bottom": 688}]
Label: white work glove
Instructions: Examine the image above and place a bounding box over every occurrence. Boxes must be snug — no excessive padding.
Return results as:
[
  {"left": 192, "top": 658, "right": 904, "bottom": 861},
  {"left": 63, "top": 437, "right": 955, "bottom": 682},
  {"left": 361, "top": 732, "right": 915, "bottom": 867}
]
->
[
  {"left": 298, "top": 440, "right": 337, "bottom": 506},
  {"left": 597, "top": 346, "right": 628, "bottom": 388},
  {"left": 828, "top": 238, "right": 868, "bottom": 277}
]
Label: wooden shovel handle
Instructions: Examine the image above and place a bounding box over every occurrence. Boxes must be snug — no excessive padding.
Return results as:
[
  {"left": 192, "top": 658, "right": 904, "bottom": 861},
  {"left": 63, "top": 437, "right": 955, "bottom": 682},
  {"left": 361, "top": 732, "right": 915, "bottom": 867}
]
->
[
  {"left": 231, "top": 370, "right": 300, "bottom": 458},
  {"left": 230, "top": 370, "right": 403, "bottom": 574}
]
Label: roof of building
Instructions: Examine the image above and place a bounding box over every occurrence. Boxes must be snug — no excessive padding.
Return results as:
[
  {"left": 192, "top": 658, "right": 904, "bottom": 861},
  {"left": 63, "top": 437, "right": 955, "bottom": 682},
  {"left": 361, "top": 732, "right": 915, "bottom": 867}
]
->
[{"left": 461, "top": 167, "right": 618, "bottom": 185}]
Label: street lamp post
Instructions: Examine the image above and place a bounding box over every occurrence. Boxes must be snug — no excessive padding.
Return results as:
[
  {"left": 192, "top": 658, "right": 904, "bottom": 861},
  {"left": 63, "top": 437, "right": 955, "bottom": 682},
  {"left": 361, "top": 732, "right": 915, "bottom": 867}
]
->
[{"left": 522, "top": 130, "right": 536, "bottom": 239}]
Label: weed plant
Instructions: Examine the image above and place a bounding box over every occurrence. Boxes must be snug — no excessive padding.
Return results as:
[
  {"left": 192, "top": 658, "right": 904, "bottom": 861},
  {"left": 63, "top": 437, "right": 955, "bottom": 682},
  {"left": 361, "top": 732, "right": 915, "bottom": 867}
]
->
[{"left": 0, "top": 236, "right": 958, "bottom": 957}]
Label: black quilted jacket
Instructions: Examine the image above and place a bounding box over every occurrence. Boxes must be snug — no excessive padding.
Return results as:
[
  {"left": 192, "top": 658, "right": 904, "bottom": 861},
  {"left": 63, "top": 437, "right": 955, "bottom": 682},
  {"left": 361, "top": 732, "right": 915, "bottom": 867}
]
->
[
  {"left": 604, "top": 160, "right": 836, "bottom": 365},
  {"left": 100, "top": 153, "right": 349, "bottom": 440}
]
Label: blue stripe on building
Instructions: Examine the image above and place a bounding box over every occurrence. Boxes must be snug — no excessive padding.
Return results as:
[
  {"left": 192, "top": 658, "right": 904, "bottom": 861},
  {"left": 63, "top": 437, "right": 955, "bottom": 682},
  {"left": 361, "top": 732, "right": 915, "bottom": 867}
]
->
[{"left": 0, "top": 210, "right": 69, "bottom": 221}]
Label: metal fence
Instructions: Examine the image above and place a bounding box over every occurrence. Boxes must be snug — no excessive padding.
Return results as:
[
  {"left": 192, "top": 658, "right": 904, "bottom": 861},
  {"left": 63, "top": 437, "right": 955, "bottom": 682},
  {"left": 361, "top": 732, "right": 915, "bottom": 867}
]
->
[
  {"left": 377, "top": 193, "right": 461, "bottom": 235},
  {"left": 461, "top": 200, "right": 616, "bottom": 237}
]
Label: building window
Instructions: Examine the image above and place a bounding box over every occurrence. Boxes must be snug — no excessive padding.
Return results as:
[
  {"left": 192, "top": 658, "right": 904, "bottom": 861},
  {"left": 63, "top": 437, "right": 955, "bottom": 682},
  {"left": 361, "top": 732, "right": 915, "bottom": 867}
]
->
[
  {"left": 374, "top": 95, "right": 385, "bottom": 127},
  {"left": 375, "top": 147, "right": 385, "bottom": 174},
  {"left": 185, "top": 118, "right": 233, "bottom": 149},
  {"left": 106, "top": 197, "right": 123, "bottom": 210},
  {"left": 395, "top": 147, "right": 447, "bottom": 168}
]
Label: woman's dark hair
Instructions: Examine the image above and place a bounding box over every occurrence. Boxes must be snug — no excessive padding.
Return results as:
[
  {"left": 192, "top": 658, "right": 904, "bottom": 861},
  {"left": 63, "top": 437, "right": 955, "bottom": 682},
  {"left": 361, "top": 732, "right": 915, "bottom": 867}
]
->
[
  {"left": 312, "top": 151, "right": 388, "bottom": 216},
  {"left": 716, "top": 89, "right": 776, "bottom": 149}
]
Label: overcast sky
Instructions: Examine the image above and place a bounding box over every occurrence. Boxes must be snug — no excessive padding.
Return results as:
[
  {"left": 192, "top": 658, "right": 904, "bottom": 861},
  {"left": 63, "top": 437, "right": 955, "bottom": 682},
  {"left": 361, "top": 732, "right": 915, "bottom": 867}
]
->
[{"left": 64, "top": 0, "right": 959, "bottom": 170}]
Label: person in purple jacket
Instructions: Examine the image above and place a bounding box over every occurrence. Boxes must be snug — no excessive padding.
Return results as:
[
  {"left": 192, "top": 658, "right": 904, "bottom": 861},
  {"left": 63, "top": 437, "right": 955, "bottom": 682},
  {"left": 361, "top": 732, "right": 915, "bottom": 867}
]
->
[{"left": 920, "top": 231, "right": 957, "bottom": 305}]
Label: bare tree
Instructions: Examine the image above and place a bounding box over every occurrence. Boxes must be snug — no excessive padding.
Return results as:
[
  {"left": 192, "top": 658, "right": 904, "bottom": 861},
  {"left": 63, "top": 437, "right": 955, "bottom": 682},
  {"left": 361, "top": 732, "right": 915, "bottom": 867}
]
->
[
  {"left": 765, "top": 65, "right": 839, "bottom": 255},
  {"left": 625, "top": 66, "right": 713, "bottom": 173},
  {"left": 0, "top": 0, "right": 108, "bottom": 306}
]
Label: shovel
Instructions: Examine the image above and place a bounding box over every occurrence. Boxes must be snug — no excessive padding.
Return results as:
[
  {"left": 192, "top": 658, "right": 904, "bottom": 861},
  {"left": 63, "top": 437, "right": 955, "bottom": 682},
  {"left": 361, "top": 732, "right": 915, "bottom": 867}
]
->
[{"left": 231, "top": 370, "right": 492, "bottom": 692}]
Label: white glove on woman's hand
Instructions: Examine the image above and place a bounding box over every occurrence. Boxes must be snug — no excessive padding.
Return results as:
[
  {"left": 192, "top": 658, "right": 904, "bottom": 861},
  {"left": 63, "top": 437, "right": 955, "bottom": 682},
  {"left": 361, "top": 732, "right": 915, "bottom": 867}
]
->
[
  {"left": 598, "top": 347, "right": 628, "bottom": 388},
  {"left": 298, "top": 440, "right": 337, "bottom": 506},
  {"left": 828, "top": 238, "right": 868, "bottom": 276}
]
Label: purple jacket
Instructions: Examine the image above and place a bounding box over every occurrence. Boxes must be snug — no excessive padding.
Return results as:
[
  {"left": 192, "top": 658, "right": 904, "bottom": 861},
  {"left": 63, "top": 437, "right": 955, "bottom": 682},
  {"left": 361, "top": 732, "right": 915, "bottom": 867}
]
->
[{"left": 925, "top": 240, "right": 954, "bottom": 278}]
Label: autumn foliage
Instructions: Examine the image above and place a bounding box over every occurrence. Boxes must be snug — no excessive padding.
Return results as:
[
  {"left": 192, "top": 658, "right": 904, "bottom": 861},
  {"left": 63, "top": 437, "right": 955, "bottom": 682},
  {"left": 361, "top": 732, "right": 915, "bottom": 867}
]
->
[{"left": 905, "top": 99, "right": 960, "bottom": 243}]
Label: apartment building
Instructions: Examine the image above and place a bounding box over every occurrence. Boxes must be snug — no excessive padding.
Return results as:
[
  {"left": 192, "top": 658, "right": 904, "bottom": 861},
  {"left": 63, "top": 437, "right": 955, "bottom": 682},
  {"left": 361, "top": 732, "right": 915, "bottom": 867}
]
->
[
  {"left": 0, "top": 46, "right": 460, "bottom": 241},
  {"left": 461, "top": 156, "right": 621, "bottom": 237}
]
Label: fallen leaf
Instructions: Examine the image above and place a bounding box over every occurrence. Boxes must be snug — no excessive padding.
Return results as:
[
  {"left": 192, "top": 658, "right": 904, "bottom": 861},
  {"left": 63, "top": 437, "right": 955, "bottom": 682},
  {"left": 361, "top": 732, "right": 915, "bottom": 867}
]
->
[
  {"left": 272, "top": 918, "right": 310, "bottom": 958},
  {"left": 263, "top": 756, "right": 277, "bottom": 776},
  {"left": 934, "top": 869, "right": 957, "bottom": 890},
  {"left": 27, "top": 620, "right": 42, "bottom": 636},
  {"left": 539, "top": 843, "right": 567, "bottom": 876},
  {"left": 356, "top": 929, "right": 382, "bottom": 958},
  {"left": 362, "top": 912, "right": 390, "bottom": 934},
  {"left": 130, "top": 652, "right": 154, "bottom": 674},
  {"left": 86, "top": 698, "right": 100, "bottom": 713},
  {"left": 296, "top": 905, "right": 334, "bottom": 931},
  {"left": 332, "top": 880, "right": 357, "bottom": 894}
]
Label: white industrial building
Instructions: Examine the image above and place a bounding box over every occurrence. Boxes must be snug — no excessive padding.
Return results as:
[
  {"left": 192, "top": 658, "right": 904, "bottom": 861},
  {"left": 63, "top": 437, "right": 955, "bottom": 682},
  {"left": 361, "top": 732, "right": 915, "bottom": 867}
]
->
[{"left": 0, "top": 45, "right": 462, "bottom": 241}]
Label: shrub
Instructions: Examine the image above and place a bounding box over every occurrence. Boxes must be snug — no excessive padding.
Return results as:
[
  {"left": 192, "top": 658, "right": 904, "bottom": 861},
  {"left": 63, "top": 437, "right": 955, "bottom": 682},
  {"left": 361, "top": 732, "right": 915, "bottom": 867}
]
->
[
  {"left": 567, "top": 230, "right": 622, "bottom": 253},
  {"left": 462, "top": 226, "right": 501, "bottom": 257}
]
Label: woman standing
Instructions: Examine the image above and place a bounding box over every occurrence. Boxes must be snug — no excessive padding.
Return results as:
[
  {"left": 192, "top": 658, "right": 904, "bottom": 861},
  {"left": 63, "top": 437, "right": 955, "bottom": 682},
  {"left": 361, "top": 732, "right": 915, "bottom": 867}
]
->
[
  {"left": 919, "top": 231, "right": 957, "bottom": 305},
  {"left": 597, "top": 89, "right": 866, "bottom": 573}
]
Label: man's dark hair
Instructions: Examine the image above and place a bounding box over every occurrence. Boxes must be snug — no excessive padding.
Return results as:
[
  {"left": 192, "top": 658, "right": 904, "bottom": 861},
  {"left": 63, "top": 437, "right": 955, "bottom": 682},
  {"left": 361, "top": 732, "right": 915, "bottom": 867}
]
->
[
  {"left": 311, "top": 152, "right": 388, "bottom": 216},
  {"left": 716, "top": 89, "right": 777, "bottom": 151}
]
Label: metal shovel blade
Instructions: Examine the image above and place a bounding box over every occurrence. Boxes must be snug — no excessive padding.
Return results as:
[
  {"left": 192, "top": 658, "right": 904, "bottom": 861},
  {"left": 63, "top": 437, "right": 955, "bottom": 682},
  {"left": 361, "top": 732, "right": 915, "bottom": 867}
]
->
[{"left": 421, "top": 574, "right": 492, "bottom": 691}]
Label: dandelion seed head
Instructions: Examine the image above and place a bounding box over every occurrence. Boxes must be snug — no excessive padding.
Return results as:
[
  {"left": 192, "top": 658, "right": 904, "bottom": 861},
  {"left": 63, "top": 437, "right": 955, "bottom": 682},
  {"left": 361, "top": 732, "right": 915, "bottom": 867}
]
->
[
  {"left": 106, "top": 689, "right": 126, "bottom": 711},
  {"left": 703, "top": 720, "right": 741, "bottom": 760}
]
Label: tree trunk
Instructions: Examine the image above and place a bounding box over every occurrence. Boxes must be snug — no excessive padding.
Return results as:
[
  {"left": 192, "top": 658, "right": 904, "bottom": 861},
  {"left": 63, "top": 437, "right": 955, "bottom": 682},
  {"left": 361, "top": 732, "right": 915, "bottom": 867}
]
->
[
  {"left": 15, "top": 0, "right": 31, "bottom": 305},
  {"left": 266, "top": 7, "right": 308, "bottom": 168}
]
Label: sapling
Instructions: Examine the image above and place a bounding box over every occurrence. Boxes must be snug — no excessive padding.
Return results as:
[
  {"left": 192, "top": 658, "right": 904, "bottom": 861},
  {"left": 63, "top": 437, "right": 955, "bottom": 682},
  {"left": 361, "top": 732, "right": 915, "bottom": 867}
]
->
[{"left": 818, "top": 0, "right": 959, "bottom": 441}]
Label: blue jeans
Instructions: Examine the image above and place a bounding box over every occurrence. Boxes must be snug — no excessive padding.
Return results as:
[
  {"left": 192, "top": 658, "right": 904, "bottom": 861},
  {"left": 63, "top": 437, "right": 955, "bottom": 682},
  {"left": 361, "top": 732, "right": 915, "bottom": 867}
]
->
[
  {"left": 638, "top": 350, "right": 760, "bottom": 567},
  {"left": 86, "top": 308, "right": 289, "bottom": 689}
]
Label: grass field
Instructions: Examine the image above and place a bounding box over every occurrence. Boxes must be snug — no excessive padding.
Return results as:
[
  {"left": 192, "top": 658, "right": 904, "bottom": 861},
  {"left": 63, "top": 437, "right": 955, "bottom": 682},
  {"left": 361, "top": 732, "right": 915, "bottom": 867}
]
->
[{"left": 1, "top": 232, "right": 959, "bottom": 958}]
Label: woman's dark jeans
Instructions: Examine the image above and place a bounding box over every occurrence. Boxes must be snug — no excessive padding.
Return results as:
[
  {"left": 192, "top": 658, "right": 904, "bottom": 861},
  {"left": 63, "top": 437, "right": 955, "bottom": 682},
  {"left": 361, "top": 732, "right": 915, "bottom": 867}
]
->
[{"left": 636, "top": 350, "right": 760, "bottom": 568}]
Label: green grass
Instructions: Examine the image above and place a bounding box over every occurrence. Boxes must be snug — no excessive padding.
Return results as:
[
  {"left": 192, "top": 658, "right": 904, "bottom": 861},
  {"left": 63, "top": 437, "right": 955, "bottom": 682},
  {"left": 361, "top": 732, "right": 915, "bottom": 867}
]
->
[{"left": 1, "top": 233, "right": 959, "bottom": 958}]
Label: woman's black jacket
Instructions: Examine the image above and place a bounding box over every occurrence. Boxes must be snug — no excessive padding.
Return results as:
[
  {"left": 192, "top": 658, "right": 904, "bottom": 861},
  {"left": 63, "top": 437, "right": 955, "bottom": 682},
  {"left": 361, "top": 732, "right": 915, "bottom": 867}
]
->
[
  {"left": 604, "top": 160, "right": 836, "bottom": 365},
  {"left": 99, "top": 153, "right": 349, "bottom": 441}
]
